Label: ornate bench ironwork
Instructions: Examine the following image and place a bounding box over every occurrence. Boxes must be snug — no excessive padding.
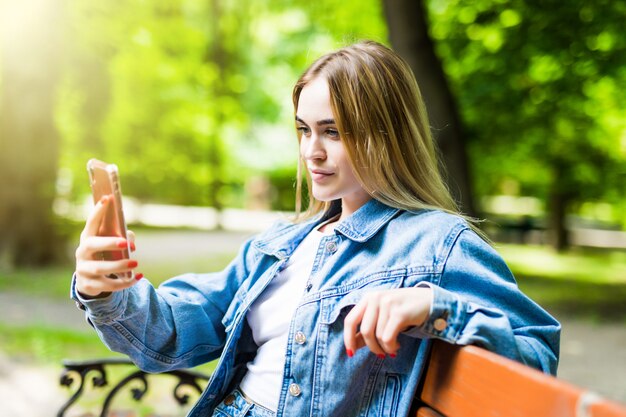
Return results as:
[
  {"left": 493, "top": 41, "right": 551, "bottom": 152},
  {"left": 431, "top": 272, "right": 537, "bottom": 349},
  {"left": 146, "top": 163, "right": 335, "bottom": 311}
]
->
[{"left": 57, "top": 357, "right": 210, "bottom": 417}]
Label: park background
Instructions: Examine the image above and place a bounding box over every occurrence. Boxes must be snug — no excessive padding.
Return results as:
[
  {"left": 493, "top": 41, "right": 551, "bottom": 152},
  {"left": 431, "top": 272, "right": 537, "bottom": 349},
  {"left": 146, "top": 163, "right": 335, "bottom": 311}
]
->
[{"left": 0, "top": 0, "right": 625, "bottom": 415}]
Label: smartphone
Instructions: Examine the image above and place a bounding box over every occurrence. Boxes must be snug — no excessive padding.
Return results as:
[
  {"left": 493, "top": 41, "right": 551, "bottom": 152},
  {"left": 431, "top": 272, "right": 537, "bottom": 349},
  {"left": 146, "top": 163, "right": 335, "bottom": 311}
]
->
[{"left": 87, "top": 159, "right": 133, "bottom": 279}]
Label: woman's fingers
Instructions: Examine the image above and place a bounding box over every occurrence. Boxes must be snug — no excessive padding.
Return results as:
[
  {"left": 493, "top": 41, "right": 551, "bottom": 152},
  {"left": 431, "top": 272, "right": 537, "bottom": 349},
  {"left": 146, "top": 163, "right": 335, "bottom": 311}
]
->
[
  {"left": 81, "top": 195, "right": 111, "bottom": 240},
  {"left": 76, "top": 257, "right": 140, "bottom": 297},
  {"left": 380, "top": 313, "right": 407, "bottom": 355},
  {"left": 343, "top": 288, "right": 433, "bottom": 358},
  {"left": 75, "top": 272, "right": 140, "bottom": 297},
  {"left": 344, "top": 294, "right": 386, "bottom": 357},
  {"left": 351, "top": 333, "right": 367, "bottom": 352},
  {"left": 74, "top": 199, "right": 140, "bottom": 298},
  {"left": 76, "top": 236, "right": 130, "bottom": 260},
  {"left": 343, "top": 300, "right": 367, "bottom": 357},
  {"left": 358, "top": 296, "right": 386, "bottom": 356},
  {"left": 77, "top": 258, "right": 138, "bottom": 276},
  {"left": 376, "top": 294, "right": 400, "bottom": 355},
  {"left": 127, "top": 230, "right": 136, "bottom": 252}
]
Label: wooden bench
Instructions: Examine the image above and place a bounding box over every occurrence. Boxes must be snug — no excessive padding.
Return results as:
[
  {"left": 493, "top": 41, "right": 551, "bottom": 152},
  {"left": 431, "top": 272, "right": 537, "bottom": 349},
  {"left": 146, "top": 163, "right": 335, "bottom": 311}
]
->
[
  {"left": 59, "top": 340, "right": 626, "bottom": 416},
  {"left": 413, "top": 340, "right": 626, "bottom": 417}
]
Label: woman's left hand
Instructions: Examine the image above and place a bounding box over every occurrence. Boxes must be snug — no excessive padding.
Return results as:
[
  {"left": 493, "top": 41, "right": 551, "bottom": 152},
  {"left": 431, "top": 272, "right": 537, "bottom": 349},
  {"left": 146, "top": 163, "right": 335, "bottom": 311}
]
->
[{"left": 343, "top": 287, "right": 432, "bottom": 358}]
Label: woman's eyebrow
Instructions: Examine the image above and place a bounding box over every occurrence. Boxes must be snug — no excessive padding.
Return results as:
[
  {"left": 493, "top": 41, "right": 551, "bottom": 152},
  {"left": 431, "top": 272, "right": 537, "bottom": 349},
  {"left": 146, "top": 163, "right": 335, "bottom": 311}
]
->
[{"left": 295, "top": 116, "right": 336, "bottom": 126}]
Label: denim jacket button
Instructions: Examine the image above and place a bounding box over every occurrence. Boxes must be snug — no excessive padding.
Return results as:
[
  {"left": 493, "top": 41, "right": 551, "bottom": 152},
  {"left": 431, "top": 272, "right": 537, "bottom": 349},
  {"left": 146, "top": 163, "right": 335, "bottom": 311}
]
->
[
  {"left": 326, "top": 241, "right": 338, "bottom": 253},
  {"left": 294, "top": 331, "right": 307, "bottom": 344},
  {"left": 223, "top": 394, "right": 235, "bottom": 405},
  {"left": 434, "top": 318, "right": 448, "bottom": 331},
  {"left": 289, "top": 383, "right": 302, "bottom": 397}
]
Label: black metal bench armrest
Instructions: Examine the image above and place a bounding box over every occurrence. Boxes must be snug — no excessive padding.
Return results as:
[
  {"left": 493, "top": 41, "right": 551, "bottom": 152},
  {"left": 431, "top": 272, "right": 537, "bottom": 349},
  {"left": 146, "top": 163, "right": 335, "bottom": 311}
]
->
[{"left": 58, "top": 358, "right": 210, "bottom": 417}]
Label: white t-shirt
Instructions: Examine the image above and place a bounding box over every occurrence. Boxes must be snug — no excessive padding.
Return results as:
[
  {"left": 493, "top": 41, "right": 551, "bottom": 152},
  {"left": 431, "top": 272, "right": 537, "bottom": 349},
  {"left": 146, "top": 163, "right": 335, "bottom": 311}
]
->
[{"left": 239, "top": 224, "right": 332, "bottom": 411}]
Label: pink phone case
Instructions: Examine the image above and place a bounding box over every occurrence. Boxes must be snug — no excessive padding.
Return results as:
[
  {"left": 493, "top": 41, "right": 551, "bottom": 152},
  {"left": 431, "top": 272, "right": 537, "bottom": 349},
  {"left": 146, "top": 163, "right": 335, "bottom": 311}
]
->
[{"left": 87, "top": 159, "right": 133, "bottom": 279}]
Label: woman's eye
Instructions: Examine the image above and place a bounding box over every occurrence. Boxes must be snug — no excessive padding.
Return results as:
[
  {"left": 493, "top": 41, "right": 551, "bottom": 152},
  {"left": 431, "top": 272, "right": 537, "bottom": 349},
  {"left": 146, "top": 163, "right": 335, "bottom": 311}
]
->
[
  {"left": 297, "top": 126, "right": 310, "bottom": 135},
  {"left": 326, "top": 129, "right": 339, "bottom": 138}
]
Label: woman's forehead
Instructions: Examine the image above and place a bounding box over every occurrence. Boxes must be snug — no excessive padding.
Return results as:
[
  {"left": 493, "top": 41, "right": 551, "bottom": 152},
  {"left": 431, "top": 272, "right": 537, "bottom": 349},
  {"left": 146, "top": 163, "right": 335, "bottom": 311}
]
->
[{"left": 296, "top": 77, "right": 335, "bottom": 123}]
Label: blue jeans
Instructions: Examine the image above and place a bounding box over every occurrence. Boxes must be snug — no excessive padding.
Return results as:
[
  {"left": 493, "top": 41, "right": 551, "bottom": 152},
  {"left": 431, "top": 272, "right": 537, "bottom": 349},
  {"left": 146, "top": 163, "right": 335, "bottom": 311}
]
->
[{"left": 211, "top": 389, "right": 276, "bottom": 417}]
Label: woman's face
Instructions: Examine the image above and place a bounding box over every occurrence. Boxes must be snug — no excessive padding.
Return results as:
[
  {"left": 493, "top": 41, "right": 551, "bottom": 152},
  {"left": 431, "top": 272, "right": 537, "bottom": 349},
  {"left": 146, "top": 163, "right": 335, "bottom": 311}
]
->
[{"left": 296, "top": 77, "right": 370, "bottom": 215}]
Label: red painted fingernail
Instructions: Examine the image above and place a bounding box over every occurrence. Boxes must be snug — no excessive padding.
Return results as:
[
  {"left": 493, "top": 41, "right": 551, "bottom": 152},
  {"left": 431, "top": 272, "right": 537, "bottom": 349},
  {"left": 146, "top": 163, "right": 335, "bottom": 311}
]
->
[
  {"left": 130, "top": 242, "right": 136, "bottom": 251},
  {"left": 377, "top": 354, "right": 386, "bottom": 359},
  {"left": 346, "top": 349, "right": 354, "bottom": 358},
  {"left": 127, "top": 260, "right": 138, "bottom": 268},
  {"left": 390, "top": 353, "right": 397, "bottom": 358},
  {"left": 135, "top": 273, "right": 144, "bottom": 281},
  {"left": 117, "top": 240, "right": 128, "bottom": 249}
]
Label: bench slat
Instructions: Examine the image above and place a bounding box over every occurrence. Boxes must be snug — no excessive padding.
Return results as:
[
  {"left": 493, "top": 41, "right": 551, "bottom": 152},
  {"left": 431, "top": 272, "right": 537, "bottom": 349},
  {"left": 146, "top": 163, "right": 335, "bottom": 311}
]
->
[
  {"left": 416, "top": 407, "right": 445, "bottom": 417},
  {"left": 419, "top": 340, "right": 626, "bottom": 417},
  {"left": 591, "top": 402, "right": 626, "bottom": 417}
]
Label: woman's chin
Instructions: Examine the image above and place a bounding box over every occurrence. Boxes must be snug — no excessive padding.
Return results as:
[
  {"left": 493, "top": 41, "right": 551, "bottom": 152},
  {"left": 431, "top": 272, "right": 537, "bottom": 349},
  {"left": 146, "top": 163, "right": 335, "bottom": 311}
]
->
[{"left": 311, "top": 191, "right": 337, "bottom": 202}]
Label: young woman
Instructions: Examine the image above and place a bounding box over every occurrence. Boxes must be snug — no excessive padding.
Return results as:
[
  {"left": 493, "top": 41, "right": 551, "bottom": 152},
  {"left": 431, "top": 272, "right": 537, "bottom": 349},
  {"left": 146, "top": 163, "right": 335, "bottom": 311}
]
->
[{"left": 73, "top": 40, "right": 560, "bottom": 417}]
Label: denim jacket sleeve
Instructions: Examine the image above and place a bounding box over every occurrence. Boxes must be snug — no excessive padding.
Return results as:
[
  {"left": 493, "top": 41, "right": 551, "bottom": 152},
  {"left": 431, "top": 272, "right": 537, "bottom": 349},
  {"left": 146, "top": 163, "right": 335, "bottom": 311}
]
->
[
  {"left": 408, "top": 228, "right": 560, "bottom": 375},
  {"left": 71, "top": 236, "right": 257, "bottom": 373}
]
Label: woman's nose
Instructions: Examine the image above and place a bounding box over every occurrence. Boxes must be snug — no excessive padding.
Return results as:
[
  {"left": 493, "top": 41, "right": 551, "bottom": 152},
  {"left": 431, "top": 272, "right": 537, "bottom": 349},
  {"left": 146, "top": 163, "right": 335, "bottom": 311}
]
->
[{"left": 302, "top": 135, "right": 326, "bottom": 160}]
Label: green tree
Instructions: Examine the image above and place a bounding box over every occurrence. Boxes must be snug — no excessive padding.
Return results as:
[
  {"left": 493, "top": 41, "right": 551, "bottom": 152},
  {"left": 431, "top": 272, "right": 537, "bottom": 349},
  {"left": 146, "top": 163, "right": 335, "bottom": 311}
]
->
[
  {"left": 428, "top": 0, "right": 626, "bottom": 250},
  {"left": 383, "top": 0, "right": 476, "bottom": 216},
  {"left": 57, "top": 0, "right": 388, "bottom": 211}
]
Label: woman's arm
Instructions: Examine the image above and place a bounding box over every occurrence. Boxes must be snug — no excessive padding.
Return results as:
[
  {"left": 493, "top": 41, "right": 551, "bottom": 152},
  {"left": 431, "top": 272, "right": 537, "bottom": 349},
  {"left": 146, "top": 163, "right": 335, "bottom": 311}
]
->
[
  {"left": 343, "top": 228, "right": 560, "bottom": 375},
  {"left": 416, "top": 229, "right": 560, "bottom": 374},
  {"left": 72, "top": 237, "right": 256, "bottom": 373},
  {"left": 73, "top": 195, "right": 257, "bottom": 372}
]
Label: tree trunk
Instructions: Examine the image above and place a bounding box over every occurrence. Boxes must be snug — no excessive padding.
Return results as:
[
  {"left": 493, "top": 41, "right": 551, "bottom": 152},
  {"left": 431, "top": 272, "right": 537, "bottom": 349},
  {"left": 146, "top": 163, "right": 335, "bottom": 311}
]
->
[
  {"left": 548, "top": 165, "right": 571, "bottom": 252},
  {"left": 382, "top": 0, "right": 475, "bottom": 216},
  {"left": 0, "top": 0, "right": 64, "bottom": 267}
]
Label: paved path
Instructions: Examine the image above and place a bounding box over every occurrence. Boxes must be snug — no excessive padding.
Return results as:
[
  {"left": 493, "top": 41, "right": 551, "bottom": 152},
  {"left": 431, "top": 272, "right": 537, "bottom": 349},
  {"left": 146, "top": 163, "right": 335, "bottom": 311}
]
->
[
  {"left": 558, "top": 319, "right": 626, "bottom": 403},
  {"left": 1, "top": 230, "right": 625, "bottom": 416},
  {"left": 0, "top": 353, "right": 65, "bottom": 416}
]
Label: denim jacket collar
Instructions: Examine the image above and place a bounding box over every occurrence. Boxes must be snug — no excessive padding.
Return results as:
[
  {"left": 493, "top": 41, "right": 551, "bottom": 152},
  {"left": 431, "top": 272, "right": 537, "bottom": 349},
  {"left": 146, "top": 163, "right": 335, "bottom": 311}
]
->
[
  {"left": 253, "top": 199, "right": 401, "bottom": 258},
  {"left": 334, "top": 199, "right": 401, "bottom": 242}
]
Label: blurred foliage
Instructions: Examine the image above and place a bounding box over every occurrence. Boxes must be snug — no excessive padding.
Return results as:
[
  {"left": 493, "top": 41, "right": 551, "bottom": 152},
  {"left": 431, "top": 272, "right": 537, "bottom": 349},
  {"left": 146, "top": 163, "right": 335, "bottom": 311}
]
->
[
  {"left": 53, "top": 0, "right": 387, "bottom": 211},
  {"left": 427, "top": 0, "right": 626, "bottom": 226},
  {"left": 2, "top": 0, "right": 625, "bottom": 229}
]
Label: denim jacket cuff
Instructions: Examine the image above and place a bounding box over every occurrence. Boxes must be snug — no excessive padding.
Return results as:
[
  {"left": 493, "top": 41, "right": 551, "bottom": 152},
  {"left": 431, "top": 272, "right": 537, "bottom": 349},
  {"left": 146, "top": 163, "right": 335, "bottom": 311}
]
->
[
  {"left": 404, "top": 282, "right": 467, "bottom": 342},
  {"left": 70, "top": 272, "right": 127, "bottom": 324}
]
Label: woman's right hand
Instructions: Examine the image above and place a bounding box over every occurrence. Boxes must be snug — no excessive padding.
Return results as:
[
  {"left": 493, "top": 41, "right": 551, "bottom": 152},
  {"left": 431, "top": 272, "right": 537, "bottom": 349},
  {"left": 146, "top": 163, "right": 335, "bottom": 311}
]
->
[{"left": 74, "top": 195, "right": 141, "bottom": 298}]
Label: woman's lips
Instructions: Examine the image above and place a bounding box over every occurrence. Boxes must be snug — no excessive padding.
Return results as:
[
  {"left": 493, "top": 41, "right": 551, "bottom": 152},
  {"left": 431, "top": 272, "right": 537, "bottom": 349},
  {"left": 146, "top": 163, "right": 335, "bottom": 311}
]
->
[{"left": 310, "top": 169, "right": 334, "bottom": 182}]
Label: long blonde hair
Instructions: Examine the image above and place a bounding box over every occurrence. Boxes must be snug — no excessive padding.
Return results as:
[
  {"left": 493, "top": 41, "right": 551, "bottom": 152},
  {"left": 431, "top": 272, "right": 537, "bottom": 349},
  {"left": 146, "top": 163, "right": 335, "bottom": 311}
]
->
[{"left": 293, "top": 40, "right": 471, "bottom": 225}]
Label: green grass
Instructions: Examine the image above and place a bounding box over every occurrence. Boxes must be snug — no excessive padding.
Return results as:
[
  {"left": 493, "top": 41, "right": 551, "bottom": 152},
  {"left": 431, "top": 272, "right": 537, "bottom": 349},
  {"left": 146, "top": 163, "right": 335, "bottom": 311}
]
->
[
  {"left": 0, "top": 253, "right": 235, "bottom": 300},
  {"left": 498, "top": 244, "right": 626, "bottom": 284},
  {"left": 0, "top": 323, "right": 117, "bottom": 363},
  {"left": 497, "top": 244, "right": 626, "bottom": 322},
  {"left": 0, "top": 322, "right": 215, "bottom": 371},
  {"left": 139, "top": 253, "right": 236, "bottom": 287},
  {"left": 0, "top": 265, "right": 75, "bottom": 299}
]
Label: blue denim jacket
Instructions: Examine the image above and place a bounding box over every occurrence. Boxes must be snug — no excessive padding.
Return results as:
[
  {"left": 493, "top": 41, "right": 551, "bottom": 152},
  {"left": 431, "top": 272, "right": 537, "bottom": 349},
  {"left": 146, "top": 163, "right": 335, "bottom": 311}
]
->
[{"left": 72, "top": 199, "right": 560, "bottom": 417}]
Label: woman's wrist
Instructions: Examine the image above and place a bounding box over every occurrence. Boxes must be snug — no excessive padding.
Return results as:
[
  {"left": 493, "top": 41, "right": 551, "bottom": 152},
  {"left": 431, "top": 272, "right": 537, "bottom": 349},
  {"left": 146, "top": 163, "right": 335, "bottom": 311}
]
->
[{"left": 77, "top": 290, "right": 111, "bottom": 300}]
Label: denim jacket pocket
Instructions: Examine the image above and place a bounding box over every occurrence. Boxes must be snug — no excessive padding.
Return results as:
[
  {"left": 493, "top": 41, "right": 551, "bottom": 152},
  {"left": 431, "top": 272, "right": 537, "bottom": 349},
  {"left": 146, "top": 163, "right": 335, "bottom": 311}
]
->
[
  {"left": 320, "top": 270, "right": 405, "bottom": 325},
  {"left": 377, "top": 373, "right": 401, "bottom": 417}
]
